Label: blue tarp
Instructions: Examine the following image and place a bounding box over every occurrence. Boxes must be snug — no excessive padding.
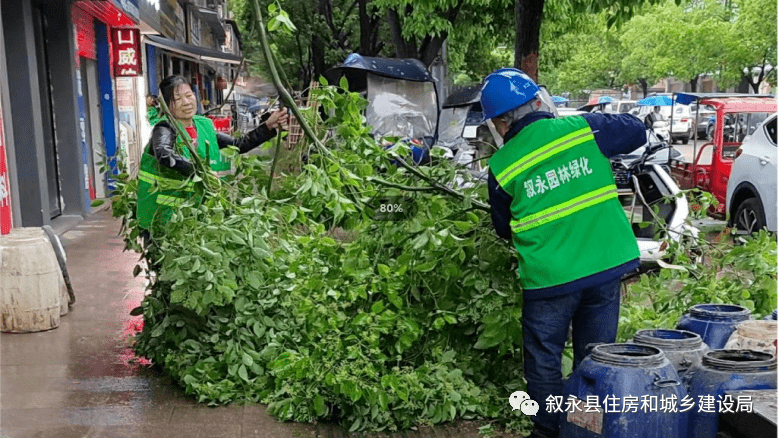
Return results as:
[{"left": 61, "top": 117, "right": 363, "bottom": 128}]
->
[
  {"left": 637, "top": 95, "right": 674, "bottom": 106},
  {"left": 551, "top": 96, "right": 569, "bottom": 103}
]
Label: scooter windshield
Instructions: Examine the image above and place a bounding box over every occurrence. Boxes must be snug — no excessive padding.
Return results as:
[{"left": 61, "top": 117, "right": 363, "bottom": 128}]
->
[
  {"left": 437, "top": 106, "right": 469, "bottom": 148},
  {"left": 366, "top": 74, "right": 437, "bottom": 140}
]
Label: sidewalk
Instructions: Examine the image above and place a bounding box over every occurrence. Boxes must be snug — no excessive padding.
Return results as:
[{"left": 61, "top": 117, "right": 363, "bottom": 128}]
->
[{"left": 0, "top": 210, "right": 500, "bottom": 438}]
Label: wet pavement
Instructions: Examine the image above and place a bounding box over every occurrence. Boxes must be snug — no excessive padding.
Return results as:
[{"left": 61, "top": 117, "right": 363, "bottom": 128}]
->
[{"left": 1, "top": 210, "right": 510, "bottom": 438}]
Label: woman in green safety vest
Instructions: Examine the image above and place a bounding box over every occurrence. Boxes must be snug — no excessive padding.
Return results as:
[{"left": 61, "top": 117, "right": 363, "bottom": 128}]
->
[
  {"left": 481, "top": 68, "right": 647, "bottom": 438},
  {"left": 137, "top": 75, "right": 288, "bottom": 235}
]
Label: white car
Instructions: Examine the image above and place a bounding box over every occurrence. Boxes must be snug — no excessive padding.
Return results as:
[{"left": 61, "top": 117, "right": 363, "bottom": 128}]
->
[
  {"left": 635, "top": 105, "right": 693, "bottom": 144},
  {"left": 726, "top": 114, "right": 777, "bottom": 233},
  {"left": 557, "top": 108, "right": 587, "bottom": 117},
  {"left": 613, "top": 100, "right": 637, "bottom": 114}
]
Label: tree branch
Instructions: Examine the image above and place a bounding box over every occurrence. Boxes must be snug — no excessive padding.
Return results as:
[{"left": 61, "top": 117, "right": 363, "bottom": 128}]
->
[
  {"left": 368, "top": 177, "right": 439, "bottom": 192},
  {"left": 390, "top": 154, "right": 490, "bottom": 212}
]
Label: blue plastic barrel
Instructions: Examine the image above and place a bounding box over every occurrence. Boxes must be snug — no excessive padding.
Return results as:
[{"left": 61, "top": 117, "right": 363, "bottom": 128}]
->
[
  {"left": 560, "top": 344, "right": 688, "bottom": 438},
  {"left": 632, "top": 329, "right": 709, "bottom": 375},
  {"left": 763, "top": 309, "right": 777, "bottom": 320},
  {"left": 684, "top": 350, "right": 777, "bottom": 438},
  {"left": 676, "top": 304, "right": 752, "bottom": 349}
]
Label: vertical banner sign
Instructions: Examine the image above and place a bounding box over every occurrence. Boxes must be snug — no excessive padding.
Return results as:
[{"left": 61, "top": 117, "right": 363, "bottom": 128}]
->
[
  {"left": 112, "top": 29, "right": 142, "bottom": 77},
  {"left": 0, "top": 93, "right": 12, "bottom": 235}
]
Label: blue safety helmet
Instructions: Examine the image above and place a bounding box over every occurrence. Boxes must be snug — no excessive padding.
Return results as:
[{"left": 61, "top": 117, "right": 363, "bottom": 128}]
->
[{"left": 480, "top": 68, "right": 541, "bottom": 120}]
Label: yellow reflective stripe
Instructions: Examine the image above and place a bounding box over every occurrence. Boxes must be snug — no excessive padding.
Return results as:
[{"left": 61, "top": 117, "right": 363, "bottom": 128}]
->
[
  {"left": 156, "top": 195, "right": 187, "bottom": 207},
  {"left": 497, "top": 128, "right": 594, "bottom": 187},
  {"left": 138, "top": 170, "right": 195, "bottom": 191},
  {"left": 510, "top": 185, "right": 618, "bottom": 234}
]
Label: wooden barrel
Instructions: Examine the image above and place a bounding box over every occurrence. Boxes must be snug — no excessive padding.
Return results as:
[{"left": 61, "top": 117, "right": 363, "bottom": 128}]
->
[{"left": 0, "top": 228, "right": 61, "bottom": 332}]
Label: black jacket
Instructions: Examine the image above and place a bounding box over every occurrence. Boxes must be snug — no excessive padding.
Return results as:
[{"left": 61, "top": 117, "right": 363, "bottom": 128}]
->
[{"left": 149, "top": 112, "right": 277, "bottom": 176}]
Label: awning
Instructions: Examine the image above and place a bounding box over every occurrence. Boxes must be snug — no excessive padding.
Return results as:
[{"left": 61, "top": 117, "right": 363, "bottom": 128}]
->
[
  {"left": 74, "top": 0, "right": 137, "bottom": 27},
  {"left": 145, "top": 34, "right": 241, "bottom": 65}
]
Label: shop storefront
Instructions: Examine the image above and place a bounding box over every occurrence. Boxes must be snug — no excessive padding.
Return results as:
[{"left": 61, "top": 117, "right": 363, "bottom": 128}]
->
[{"left": 72, "top": 0, "right": 141, "bottom": 198}]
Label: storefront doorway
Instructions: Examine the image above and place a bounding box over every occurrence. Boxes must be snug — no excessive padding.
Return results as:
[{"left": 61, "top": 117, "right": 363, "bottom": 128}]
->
[{"left": 32, "top": 6, "right": 62, "bottom": 218}]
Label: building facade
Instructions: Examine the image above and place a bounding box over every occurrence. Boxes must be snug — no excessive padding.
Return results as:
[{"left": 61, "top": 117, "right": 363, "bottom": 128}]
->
[{"left": 0, "top": 0, "right": 244, "bottom": 235}]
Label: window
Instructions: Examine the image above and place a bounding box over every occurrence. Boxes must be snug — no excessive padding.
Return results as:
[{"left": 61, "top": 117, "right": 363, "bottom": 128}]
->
[
  {"left": 719, "top": 112, "right": 772, "bottom": 158},
  {"left": 765, "top": 116, "right": 777, "bottom": 146}
]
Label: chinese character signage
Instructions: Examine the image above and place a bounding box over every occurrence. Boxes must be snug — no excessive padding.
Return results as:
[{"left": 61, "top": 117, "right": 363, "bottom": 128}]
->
[{"left": 111, "top": 29, "right": 142, "bottom": 77}]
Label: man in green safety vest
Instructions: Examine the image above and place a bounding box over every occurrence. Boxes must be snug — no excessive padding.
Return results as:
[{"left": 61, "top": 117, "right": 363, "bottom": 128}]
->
[
  {"left": 480, "top": 68, "right": 647, "bottom": 438},
  {"left": 137, "top": 75, "right": 288, "bottom": 236}
]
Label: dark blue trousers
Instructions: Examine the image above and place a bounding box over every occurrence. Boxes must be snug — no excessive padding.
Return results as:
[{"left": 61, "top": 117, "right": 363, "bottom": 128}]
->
[{"left": 521, "top": 277, "right": 622, "bottom": 435}]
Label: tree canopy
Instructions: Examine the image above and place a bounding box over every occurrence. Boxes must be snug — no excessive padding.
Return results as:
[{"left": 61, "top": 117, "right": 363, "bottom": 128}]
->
[{"left": 229, "top": 0, "right": 776, "bottom": 96}]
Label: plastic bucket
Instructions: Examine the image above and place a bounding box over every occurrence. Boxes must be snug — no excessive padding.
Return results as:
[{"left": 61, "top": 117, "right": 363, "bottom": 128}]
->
[{"left": 676, "top": 304, "right": 752, "bottom": 349}]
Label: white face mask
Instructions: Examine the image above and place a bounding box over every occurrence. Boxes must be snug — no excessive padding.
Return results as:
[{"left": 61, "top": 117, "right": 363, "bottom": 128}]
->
[{"left": 169, "top": 83, "right": 197, "bottom": 122}]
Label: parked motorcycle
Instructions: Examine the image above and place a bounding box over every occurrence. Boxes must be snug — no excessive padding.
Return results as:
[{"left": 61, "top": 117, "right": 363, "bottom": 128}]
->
[{"left": 611, "top": 129, "right": 699, "bottom": 266}]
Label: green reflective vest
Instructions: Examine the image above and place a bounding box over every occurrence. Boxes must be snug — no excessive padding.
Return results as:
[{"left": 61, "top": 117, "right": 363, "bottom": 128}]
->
[
  {"left": 137, "top": 115, "right": 231, "bottom": 230},
  {"left": 488, "top": 115, "right": 639, "bottom": 290}
]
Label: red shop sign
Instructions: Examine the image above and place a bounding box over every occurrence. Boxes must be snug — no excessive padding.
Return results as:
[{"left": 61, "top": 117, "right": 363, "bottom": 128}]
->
[
  {"left": 0, "top": 105, "right": 12, "bottom": 235},
  {"left": 111, "top": 28, "right": 142, "bottom": 77}
]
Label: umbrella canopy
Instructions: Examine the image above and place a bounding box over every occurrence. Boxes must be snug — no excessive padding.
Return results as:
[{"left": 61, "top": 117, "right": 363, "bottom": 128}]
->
[
  {"left": 551, "top": 95, "right": 569, "bottom": 103},
  {"left": 587, "top": 96, "right": 614, "bottom": 105},
  {"left": 637, "top": 95, "right": 674, "bottom": 106}
]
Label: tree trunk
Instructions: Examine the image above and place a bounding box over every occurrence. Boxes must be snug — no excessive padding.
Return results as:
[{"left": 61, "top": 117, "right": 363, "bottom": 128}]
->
[
  {"left": 638, "top": 78, "right": 648, "bottom": 98},
  {"left": 419, "top": 36, "right": 447, "bottom": 67},
  {"left": 514, "top": 0, "right": 545, "bottom": 82},
  {"left": 737, "top": 75, "right": 751, "bottom": 93},
  {"left": 311, "top": 34, "right": 327, "bottom": 83},
  {"left": 386, "top": 8, "right": 416, "bottom": 58},
  {"left": 357, "top": 0, "right": 372, "bottom": 55},
  {"left": 689, "top": 75, "right": 699, "bottom": 93}
]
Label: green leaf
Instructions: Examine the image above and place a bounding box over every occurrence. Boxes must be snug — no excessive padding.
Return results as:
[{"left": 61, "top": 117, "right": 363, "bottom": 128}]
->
[
  {"left": 133, "top": 264, "right": 142, "bottom": 277},
  {"left": 348, "top": 418, "right": 361, "bottom": 432},
  {"left": 371, "top": 301, "right": 385, "bottom": 314},
  {"left": 246, "top": 272, "right": 261, "bottom": 290},
  {"left": 313, "top": 395, "right": 326, "bottom": 416},
  {"left": 129, "top": 306, "right": 143, "bottom": 316},
  {"left": 339, "top": 76, "right": 349, "bottom": 90},
  {"left": 267, "top": 3, "right": 277, "bottom": 13},
  {"left": 91, "top": 199, "right": 105, "bottom": 207},
  {"left": 242, "top": 352, "right": 254, "bottom": 367},
  {"left": 318, "top": 75, "right": 328, "bottom": 86},
  {"left": 416, "top": 261, "right": 436, "bottom": 273},
  {"left": 253, "top": 321, "right": 265, "bottom": 338},
  {"left": 238, "top": 364, "right": 249, "bottom": 381},
  {"left": 412, "top": 233, "right": 429, "bottom": 250},
  {"left": 377, "top": 264, "right": 391, "bottom": 277}
]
